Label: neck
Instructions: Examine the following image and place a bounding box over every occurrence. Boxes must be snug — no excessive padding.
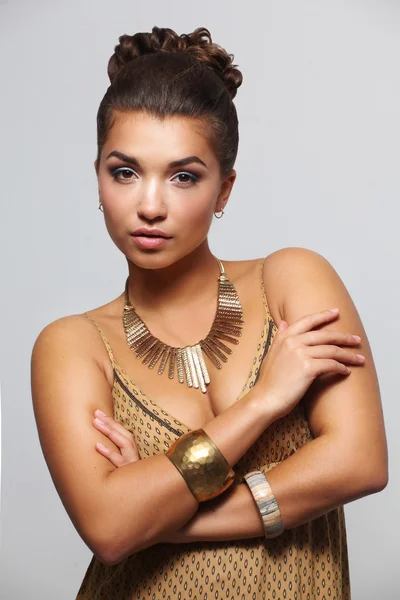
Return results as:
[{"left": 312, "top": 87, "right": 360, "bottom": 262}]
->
[{"left": 125, "top": 240, "right": 221, "bottom": 313}]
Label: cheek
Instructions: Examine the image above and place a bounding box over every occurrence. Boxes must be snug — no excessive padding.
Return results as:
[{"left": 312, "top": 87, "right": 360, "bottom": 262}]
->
[
  {"left": 177, "top": 186, "right": 218, "bottom": 228},
  {"left": 176, "top": 200, "right": 213, "bottom": 240},
  {"left": 100, "top": 182, "right": 132, "bottom": 227}
]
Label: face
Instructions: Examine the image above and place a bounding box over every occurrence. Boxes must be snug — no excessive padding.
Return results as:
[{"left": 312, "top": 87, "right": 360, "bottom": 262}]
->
[{"left": 96, "top": 111, "right": 236, "bottom": 269}]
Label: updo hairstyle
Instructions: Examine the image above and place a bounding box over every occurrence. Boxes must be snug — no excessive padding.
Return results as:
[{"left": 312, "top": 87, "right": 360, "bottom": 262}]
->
[{"left": 95, "top": 26, "right": 243, "bottom": 178}]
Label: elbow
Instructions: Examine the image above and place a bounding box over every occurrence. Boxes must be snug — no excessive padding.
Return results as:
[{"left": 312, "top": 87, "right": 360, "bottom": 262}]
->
[
  {"left": 94, "top": 533, "right": 126, "bottom": 567},
  {"left": 84, "top": 520, "right": 129, "bottom": 567},
  {"left": 94, "top": 523, "right": 145, "bottom": 566},
  {"left": 368, "top": 469, "right": 389, "bottom": 493},
  {"left": 96, "top": 550, "right": 122, "bottom": 568},
  {"left": 352, "top": 464, "right": 389, "bottom": 495},
  {"left": 363, "top": 452, "right": 389, "bottom": 493},
  {"left": 343, "top": 437, "right": 389, "bottom": 496}
]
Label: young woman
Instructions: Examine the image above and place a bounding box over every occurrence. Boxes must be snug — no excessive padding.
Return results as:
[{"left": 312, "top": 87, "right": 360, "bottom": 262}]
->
[{"left": 31, "top": 26, "right": 388, "bottom": 600}]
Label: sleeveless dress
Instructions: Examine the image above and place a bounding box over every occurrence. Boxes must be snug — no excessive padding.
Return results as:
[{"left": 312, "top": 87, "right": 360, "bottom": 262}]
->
[{"left": 76, "top": 258, "right": 351, "bottom": 600}]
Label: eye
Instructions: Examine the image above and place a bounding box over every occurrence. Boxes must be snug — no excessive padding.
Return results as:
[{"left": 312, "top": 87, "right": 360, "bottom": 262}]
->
[
  {"left": 171, "top": 172, "right": 200, "bottom": 187},
  {"left": 109, "top": 167, "right": 137, "bottom": 183}
]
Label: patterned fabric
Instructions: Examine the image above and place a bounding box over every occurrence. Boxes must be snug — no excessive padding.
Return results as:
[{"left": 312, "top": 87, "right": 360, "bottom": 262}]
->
[{"left": 76, "top": 258, "right": 351, "bottom": 599}]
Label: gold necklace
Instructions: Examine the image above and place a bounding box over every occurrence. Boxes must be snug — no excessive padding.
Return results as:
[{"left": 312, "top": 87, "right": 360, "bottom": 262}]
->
[{"left": 122, "top": 257, "right": 244, "bottom": 393}]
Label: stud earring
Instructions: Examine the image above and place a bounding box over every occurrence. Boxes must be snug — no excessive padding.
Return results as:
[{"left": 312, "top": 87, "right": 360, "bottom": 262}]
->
[
  {"left": 98, "top": 202, "right": 104, "bottom": 212},
  {"left": 214, "top": 209, "right": 224, "bottom": 219}
]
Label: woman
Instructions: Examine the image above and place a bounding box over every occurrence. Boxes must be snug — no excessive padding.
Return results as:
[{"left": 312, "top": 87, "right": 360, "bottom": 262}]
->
[{"left": 31, "top": 26, "right": 388, "bottom": 600}]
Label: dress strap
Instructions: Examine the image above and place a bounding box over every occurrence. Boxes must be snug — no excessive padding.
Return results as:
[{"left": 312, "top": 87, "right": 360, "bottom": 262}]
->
[
  {"left": 83, "top": 312, "right": 116, "bottom": 367},
  {"left": 259, "top": 257, "right": 272, "bottom": 317}
]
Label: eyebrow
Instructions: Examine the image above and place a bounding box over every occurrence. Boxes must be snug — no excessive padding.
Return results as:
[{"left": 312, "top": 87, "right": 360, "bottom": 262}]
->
[{"left": 106, "top": 151, "right": 208, "bottom": 169}]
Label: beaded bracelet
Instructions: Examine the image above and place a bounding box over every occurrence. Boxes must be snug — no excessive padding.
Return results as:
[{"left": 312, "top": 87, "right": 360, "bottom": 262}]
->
[
  {"left": 166, "top": 429, "right": 236, "bottom": 503},
  {"left": 243, "top": 470, "right": 285, "bottom": 538}
]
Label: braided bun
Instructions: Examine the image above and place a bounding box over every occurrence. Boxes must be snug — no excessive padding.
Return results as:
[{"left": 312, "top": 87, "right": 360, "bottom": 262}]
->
[{"left": 107, "top": 26, "right": 242, "bottom": 99}]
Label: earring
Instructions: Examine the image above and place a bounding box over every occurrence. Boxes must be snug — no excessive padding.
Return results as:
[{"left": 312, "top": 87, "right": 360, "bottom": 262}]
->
[
  {"left": 214, "top": 209, "right": 224, "bottom": 219},
  {"left": 98, "top": 202, "right": 104, "bottom": 212}
]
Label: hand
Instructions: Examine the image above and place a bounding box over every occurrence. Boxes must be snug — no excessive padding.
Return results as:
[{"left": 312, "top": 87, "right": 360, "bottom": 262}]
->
[
  {"left": 92, "top": 409, "right": 140, "bottom": 467},
  {"left": 255, "top": 308, "right": 364, "bottom": 421}
]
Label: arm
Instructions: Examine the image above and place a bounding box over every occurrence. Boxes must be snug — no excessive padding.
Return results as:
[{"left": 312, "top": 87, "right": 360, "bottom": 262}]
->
[
  {"left": 31, "top": 315, "right": 277, "bottom": 566},
  {"left": 160, "top": 248, "right": 389, "bottom": 543}
]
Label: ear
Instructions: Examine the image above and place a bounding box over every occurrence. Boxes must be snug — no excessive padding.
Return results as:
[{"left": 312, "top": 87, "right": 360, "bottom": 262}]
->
[{"left": 215, "top": 169, "right": 236, "bottom": 213}]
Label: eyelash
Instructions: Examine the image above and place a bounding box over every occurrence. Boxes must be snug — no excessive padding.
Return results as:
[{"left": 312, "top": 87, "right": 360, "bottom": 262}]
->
[{"left": 108, "top": 167, "right": 200, "bottom": 187}]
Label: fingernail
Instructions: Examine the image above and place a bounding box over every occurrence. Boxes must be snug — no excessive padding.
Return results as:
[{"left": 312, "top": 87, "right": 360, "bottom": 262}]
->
[
  {"left": 96, "top": 442, "right": 106, "bottom": 449},
  {"left": 352, "top": 335, "right": 361, "bottom": 341},
  {"left": 329, "top": 308, "right": 339, "bottom": 313},
  {"left": 95, "top": 409, "right": 107, "bottom": 417}
]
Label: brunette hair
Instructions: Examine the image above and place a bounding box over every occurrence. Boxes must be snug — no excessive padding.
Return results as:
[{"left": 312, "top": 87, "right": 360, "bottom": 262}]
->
[{"left": 95, "top": 26, "right": 243, "bottom": 178}]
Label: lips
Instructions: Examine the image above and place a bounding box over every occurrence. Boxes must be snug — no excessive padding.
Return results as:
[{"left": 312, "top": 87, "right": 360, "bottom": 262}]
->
[
  {"left": 132, "top": 228, "right": 172, "bottom": 238},
  {"left": 131, "top": 227, "right": 173, "bottom": 250}
]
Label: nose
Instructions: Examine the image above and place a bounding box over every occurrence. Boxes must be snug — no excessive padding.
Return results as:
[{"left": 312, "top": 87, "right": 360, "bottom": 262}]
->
[{"left": 136, "top": 180, "right": 167, "bottom": 221}]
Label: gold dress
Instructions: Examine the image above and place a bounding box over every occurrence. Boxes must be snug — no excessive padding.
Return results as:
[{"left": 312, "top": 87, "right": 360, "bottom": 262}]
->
[{"left": 76, "top": 259, "right": 351, "bottom": 599}]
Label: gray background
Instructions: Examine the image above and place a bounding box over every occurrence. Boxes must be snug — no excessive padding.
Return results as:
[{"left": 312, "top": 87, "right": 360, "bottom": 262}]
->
[{"left": 1, "top": 0, "right": 398, "bottom": 597}]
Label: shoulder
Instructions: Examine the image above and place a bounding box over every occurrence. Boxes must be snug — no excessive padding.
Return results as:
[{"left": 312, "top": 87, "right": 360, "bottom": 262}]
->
[
  {"left": 31, "top": 311, "right": 112, "bottom": 380},
  {"left": 261, "top": 247, "right": 345, "bottom": 322},
  {"left": 262, "top": 246, "right": 332, "bottom": 279},
  {"left": 32, "top": 313, "right": 95, "bottom": 355},
  {"left": 32, "top": 293, "right": 122, "bottom": 354}
]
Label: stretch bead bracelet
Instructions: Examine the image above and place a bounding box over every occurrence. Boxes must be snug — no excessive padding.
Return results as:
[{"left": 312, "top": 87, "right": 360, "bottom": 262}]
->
[
  {"left": 165, "top": 429, "right": 236, "bottom": 503},
  {"left": 243, "top": 470, "right": 285, "bottom": 538}
]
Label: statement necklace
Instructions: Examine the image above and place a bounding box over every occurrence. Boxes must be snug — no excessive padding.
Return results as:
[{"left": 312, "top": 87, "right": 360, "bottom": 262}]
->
[{"left": 122, "top": 257, "right": 244, "bottom": 393}]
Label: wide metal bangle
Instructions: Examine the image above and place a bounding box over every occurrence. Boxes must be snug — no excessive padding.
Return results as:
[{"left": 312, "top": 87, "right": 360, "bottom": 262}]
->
[{"left": 165, "top": 429, "right": 236, "bottom": 502}]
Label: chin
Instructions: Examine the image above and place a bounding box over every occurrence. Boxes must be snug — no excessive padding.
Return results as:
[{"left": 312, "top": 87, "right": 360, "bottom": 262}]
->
[
  {"left": 128, "top": 246, "right": 203, "bottom": 271},
  {"left": 126, "top": 250, "right": 180, "bottom": 270}
]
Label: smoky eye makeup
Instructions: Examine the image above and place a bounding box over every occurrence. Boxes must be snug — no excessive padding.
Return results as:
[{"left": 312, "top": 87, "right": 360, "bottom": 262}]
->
[
  {"left": 107, "top": 166, "right": 136, "bottom": 181},
  {"left": 171, "top": 172, "right": 201, "bottom": 187},
  {"left": 107, "top": 165, "right": 202, "bottom": 186}
]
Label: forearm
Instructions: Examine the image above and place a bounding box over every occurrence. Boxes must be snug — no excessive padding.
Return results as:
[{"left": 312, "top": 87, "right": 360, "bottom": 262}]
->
[
  {"left": 102, "top": 388, "right": 275, "bottom": 563},
  {"left": 162, "top": 432, "right": 382, "bottom": 544}
]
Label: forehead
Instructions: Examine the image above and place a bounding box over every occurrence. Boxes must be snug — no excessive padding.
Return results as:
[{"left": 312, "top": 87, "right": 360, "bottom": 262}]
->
[{"left": 105, "top": 111, "right": 215, "bottom": 161}]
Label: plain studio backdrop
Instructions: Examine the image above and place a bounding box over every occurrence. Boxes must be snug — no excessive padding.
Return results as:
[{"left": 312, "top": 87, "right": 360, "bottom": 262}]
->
[{"left": 0, "top": 1, "right": 398, "bottom": 598}]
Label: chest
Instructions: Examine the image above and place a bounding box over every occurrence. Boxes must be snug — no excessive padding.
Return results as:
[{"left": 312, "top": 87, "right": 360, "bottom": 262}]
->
[
  {"left": 98, "top": 259, "right": 276, "bottom": 430},
  {"left": 108, "top": 312, "right": 274, "bottom": 432}
]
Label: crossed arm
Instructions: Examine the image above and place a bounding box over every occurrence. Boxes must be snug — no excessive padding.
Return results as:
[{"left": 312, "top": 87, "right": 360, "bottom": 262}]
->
[
  {"left": 32, "top": 248, "right": 388, "bottom": 566},
  {"left": 94, "top": 249, "right": 388, "bottom": 555}
]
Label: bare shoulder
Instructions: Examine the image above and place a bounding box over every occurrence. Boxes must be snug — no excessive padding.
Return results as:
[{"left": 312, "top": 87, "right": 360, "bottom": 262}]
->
[
  {"left": 30, "top": 312, "right": 116, "bottom": 420},
  {"left": 222, "top": 249, "right": 330, "bottom": 321},
  {"left": 32, "top": 293, "right": 122, "bottom": 377},
  {"left": 261, "top": 245, "right": 365, "bottom": 348},
  {"left": 33, "top": 312, "right": 92, "bottom": 341},
  {"left": 32, "top": 313, "right": 104, "bottom": 371},
  {"left": 261, "top": 246, "right": 344, "bottom": 320}
]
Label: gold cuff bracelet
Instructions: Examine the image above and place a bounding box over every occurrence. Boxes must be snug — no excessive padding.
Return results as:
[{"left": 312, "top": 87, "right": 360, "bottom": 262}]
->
[{"left": 165, "top": 429, "right": 236, "bottom": 503}]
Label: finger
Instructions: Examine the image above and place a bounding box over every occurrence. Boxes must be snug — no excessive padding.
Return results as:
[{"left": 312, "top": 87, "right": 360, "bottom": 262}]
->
[
  {"left": 94, "top": 419, "right": 139, "bottom": 466},
  {"left": 307, "top": 345, "right": 365, "bottom": 365},
  {"left": 108, "top": 419, "right": 135, "bottom": 442},
  {"left": 94, "top": 420, "right": 139, "bottom": 461},
  {"left": 283, "top": 308, "right": 340, "bottom": 336},
  {"left": 94, "top": 420, "right": 134, "bottom": 450},
  {"left": 299, "top": 329, "right": 362, "bottom": 347},
  {"left": 92, "top": 417, "right": 136, "bottom": 449},
  {"left": 94, "top": 411, "right": 133, "bottom": 442},
  {"left": 95, "top": 442, "right": 126, "bottom": 468},
  {"left": 307, "top": 358, "right": 351, "bottom": 377},
  {"left": 277, "top": 320, "right": 288, "bottom": 333}
]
